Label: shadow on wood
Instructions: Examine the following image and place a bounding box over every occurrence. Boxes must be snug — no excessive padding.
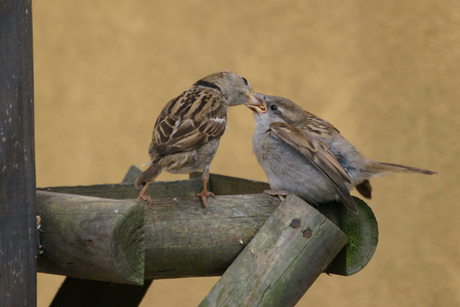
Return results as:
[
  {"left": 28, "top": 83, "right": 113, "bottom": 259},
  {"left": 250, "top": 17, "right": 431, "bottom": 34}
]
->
[{"left": 50, "top": 278, "right": 153, "bottom": 307}]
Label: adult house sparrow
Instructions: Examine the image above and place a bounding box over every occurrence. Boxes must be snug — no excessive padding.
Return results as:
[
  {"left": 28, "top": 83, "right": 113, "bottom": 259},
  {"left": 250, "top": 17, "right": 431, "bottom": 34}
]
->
[
  {"left": 135, "top": 71, "right": 261, "bottom": 207},
  {"left": 246, "top": 94, "right": 436, "bottom": 213}
]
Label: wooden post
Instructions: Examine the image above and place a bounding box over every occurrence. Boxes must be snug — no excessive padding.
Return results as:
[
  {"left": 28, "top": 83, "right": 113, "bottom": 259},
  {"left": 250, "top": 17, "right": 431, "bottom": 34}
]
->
[
  {"left": 199, "top": 195, "right": 348, "bottom": 307},
  {"left": 0, "top": 0, "right": 36, "bottom": 306}
]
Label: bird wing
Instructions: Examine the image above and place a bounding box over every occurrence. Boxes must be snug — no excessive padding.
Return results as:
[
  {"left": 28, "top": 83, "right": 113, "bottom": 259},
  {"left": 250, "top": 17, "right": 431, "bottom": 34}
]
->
[
  {"left": 269, "top": 122, "right": 358, "bottom": 213},
  {"left": 150, "top": 87, "right": 227, "bottom": 157}
]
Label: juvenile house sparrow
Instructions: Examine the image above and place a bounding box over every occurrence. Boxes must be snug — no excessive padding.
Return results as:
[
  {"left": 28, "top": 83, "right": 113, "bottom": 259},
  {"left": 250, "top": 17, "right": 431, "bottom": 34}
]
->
[
  {"left": 135, "top": 71, "right": 261, "bottom": 207},
  {"left": 246, "top": 94, "right": 436, "bottom": 213}
]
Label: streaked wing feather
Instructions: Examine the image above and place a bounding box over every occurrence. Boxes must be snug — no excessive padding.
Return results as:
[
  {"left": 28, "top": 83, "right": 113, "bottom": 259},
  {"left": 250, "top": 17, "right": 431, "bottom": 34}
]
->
[
  {"left": 151, "top": 87, "right": 227, "bottom": 157},
  {"left": 270, "top": 122, "right": 358, "bottom": 213}
]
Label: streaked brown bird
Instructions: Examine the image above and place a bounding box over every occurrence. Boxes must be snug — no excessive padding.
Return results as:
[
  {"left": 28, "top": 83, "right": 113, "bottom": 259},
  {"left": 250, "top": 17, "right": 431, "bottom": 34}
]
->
[
  {"left": 135, "top": 71, "right": 261, "bottom": 207},
  {"left": 246, "top": 94, "right": 436, "bottom": 213}
]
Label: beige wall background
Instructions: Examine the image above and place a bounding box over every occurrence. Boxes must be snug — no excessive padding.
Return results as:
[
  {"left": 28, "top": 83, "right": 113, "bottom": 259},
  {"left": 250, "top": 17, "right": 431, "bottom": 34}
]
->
[{"left": 33, "top": 0, "right": 458, "bottom": 306}]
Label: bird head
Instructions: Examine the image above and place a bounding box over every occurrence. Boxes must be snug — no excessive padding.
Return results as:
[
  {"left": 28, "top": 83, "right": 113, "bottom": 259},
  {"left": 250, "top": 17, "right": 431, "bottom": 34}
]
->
[
  {"left": 245, "top": 94, "right": 306, "bottom": 126},
  {"left": 194, "top": 71, "right": 262, "bottom": 106}
]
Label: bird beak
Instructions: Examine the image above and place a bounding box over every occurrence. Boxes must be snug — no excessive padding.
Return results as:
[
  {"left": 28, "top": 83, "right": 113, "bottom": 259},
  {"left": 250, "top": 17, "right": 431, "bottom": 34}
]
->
[{"left": 246, "top": 91, "right": 266, "bottom": 113}]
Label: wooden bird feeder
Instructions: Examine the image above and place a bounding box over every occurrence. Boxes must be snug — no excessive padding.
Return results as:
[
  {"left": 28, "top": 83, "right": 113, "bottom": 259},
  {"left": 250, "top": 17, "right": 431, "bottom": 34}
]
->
[{"left": 36, "top": 167, "right": 378, "bottom": 307}]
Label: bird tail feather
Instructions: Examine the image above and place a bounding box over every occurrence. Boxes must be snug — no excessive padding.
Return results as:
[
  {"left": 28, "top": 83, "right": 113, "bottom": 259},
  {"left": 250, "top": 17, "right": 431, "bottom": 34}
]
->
[
  {"left": 367, "top": 161, "right": 436, "bottom": 175},
  {"left": 135, "top": 161, "right": 163, "bottom": 189}
]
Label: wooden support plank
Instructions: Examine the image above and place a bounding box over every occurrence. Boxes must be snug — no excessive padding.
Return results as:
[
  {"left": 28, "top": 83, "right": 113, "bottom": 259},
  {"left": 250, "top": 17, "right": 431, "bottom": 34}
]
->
[
  {"left": 190, "top": 171, "right": 271, "bottom": 195},
  {"left": 37, "top": 191, "right": 145, "bottom": 285},
  {"left": 50, "top": 278, "right": 153, "bottom": 307},
  {"left": 0, "top": 0, "right": 36, "bottom": 306},
  {"left": 199, "top": 195, "right": 348, "bottom": 307},
  {"left": 37, "top": 179, "right": 203, "bottom": 200}
]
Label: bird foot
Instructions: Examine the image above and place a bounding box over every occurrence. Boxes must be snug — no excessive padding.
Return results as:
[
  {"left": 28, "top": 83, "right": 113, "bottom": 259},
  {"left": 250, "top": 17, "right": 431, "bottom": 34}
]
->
[
  {"left": 263, "top": 190, "right": 291, "bottom": 201},
  {"left": 138, "top": 183, "right": 152, "bottom": 205},
  {"left": 196, "top": 190, "right": 215, "bottom": 208},
  {"left": 138, "top": 192, "right": 152, "bottom": 205}
]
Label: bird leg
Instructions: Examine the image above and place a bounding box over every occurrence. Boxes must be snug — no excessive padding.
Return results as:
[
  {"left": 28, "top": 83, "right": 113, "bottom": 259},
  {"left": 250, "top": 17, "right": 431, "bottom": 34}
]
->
[
  {"left": 196, "top": 166, "right": 215, "bottom": 207},
  {"left": 138, "top": 182, "right": 152, "bottom": 205},
  {"left": 263, "top": 189, "right": 291, "bottom": 201}
]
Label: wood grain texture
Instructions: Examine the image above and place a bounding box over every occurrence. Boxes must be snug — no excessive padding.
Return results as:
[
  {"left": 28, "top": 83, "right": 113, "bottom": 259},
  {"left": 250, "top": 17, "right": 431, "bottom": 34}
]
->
[
  {"left": 143, "top": 194, "right": 280, "bottom": 280},
  {"left": 37, "top": 168, "right": 377, "bottom": 282},
  {"left": 0, "top": 0, "right": 36, "bottom": 305},
  {"left": 326, "top": 197, "right": 378, "bottom": 276},
  {"left": 36, "top": 191, "right": 145, "bottom": 285},
  {"left": 199, "top": 195, "right": 348, "bottom": 307},
  {"left": 37, "top": 179, "right": 203, "bottom": 200}
]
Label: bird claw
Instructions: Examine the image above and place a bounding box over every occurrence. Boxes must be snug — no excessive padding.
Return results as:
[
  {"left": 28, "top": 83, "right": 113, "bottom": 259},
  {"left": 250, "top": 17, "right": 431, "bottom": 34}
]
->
[
  {"left": 138, "top": 194, "right": 152, "bottom": 205},
  {"left": 196, "top": 190, "right": 215, "bottom": 208},
  {"left": 263, "top": 190, "right": 290, "bottom": 201}
]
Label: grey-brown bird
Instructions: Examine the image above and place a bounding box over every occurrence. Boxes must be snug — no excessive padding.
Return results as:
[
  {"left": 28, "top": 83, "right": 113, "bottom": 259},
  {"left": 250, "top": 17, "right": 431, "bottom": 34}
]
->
[
  {"left": 246, "top": 94, "right": 436, "bottom": 213},
  {"left": 135, "top": 71, "right": 261, "bottom": 207}
]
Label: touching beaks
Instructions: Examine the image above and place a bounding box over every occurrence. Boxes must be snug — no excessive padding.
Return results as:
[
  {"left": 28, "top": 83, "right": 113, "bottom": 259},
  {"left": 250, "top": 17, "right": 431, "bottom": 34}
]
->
[{"left": 246, "top": 91, "right": 266, "bottom": 113}]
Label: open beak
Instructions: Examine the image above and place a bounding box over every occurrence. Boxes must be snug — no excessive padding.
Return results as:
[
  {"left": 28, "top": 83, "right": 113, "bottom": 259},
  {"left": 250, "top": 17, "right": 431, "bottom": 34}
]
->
[{"left": 245, "top": 91, "right": 266, "bottom": 113}]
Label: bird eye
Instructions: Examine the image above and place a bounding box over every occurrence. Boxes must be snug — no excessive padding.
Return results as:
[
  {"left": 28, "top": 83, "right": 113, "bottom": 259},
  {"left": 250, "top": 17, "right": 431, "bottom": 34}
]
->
[
  {"left": 270, "top": 105, "right": 278, "bottom": 111},
  {"left": 242, "top": 77, "right": 249, "bottom": 86}
]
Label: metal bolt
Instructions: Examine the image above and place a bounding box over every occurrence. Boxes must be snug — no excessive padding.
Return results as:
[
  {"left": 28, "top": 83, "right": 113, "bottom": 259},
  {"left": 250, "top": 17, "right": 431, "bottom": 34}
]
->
[
  {"left": 303, "top": 228, "right": 312, "bottom": 239},
  {"left": 290, "top": 219, "right": 301, "bottom": 228}
]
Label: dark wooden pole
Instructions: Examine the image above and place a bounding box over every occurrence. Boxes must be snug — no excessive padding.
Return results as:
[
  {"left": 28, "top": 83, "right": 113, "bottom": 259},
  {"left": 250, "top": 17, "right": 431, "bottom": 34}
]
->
[{"left": 0, "top": 0, "right": 36, "bottom": 306}]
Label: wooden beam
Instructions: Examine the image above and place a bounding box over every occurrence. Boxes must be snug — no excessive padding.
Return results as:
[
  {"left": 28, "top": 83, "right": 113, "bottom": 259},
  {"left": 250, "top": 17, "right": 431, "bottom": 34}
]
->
[
  {"left": 37, "top": 168, "right": 378, "bottom": 281},
  {"left": 37, "top": 191, "right": 145, "bottom": 285},
  {"left": 189, "top": 172, "right": 271, "bottom": 195},
  {"left": 50, "top": 278, "right": 153, "bottom": 307},
  {"left": 37, "top": 179, "right": 203, "bottom": 200},
  {"left": 0, "top": 0, "right": 36, "bottom": 306},
  {"left": 36, "top": 191, "right": 377, "bottom": 282},
  {"left": 143, "top": 193, "right": 280, "bottom": 279},
  {"left": 49, "top": 166, "right": 151, "bottom": 307},
  {"left": 199, "top": 195, "right": 348, "bottom": 307}
]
